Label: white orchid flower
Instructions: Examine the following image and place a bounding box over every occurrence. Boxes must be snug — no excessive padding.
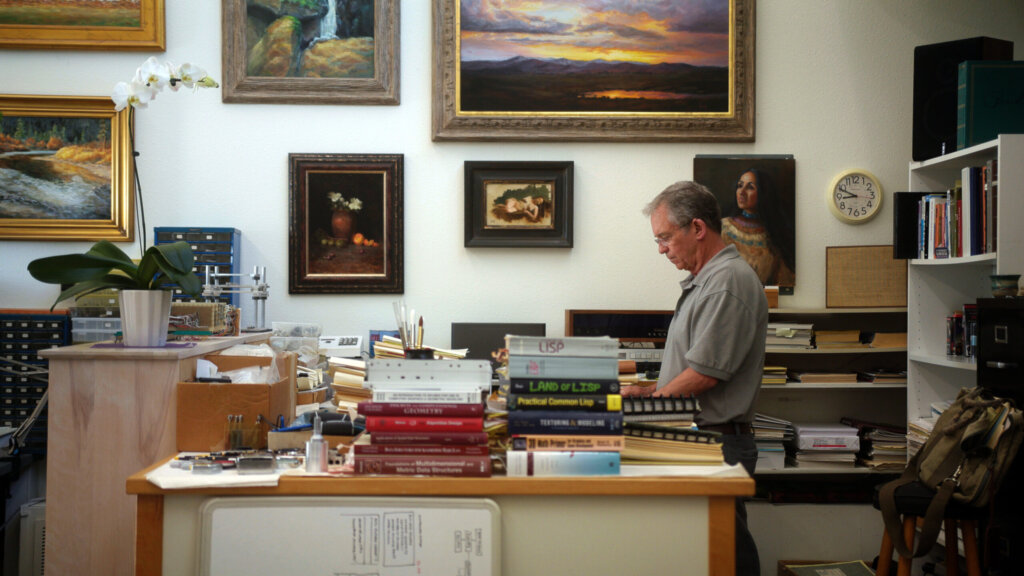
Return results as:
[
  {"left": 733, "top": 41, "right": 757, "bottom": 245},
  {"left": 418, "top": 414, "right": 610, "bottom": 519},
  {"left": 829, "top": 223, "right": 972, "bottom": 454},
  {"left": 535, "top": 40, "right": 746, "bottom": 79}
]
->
[
  {"left": 176, "top": 62, "right": 209, "bottom": 90},
  {"left": 138, "top": 56, "right": 171, "bottom": 91},
  {"left": 111, "top": 79, "right": 156, "bottom": 111}
]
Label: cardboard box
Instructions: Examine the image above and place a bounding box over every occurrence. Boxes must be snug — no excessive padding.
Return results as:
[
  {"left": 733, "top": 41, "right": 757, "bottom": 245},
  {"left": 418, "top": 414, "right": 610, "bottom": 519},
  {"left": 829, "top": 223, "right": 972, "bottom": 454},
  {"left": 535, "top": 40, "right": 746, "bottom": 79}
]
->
[
  {"left": 176, "top": 352, "right": 297, "bottom": 452},
  {"left": 296, "top": 385, "right": 329, "bottom": 406}
]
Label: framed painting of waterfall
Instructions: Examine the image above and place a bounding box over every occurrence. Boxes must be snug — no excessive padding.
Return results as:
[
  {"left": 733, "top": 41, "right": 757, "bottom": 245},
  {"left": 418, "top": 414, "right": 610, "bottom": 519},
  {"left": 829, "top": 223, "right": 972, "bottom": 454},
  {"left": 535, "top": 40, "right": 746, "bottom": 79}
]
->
[
  {"left": 222, "top": 0, "right": 399, "bottom": 105},
  {"left": 288, "top": 153, "right": 404, "bottom": 294},
  {"left": 432, "top": 0, "right": 754, "bottom": 142},
  {"left": 0, "top": 95, "right": 134, "bottom": 241},
  {"left": 0, "top": 0, "right": 164, "bottom": 51}
]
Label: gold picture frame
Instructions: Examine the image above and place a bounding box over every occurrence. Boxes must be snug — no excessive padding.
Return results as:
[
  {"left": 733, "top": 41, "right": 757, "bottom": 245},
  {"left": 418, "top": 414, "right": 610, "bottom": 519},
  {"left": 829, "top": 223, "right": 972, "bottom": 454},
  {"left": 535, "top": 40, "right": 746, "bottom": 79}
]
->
[
  {"left": 222, "top": 0, "right": 400, "bottom": 105},
  {"left": 0, "top": 0, "right": 164, "bottom": 51},
  {"left": 0, "top": 95, "right": 133, "bottom": 241},
  {"left": 432, "top": 0, "right": 755, "bottom": 142}
]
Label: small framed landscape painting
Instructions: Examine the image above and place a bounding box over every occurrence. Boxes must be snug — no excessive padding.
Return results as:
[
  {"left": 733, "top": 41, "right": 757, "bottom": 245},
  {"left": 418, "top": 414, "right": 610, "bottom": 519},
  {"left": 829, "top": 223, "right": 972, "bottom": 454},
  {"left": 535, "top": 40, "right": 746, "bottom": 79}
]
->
[
  {"left": 0, "top": 95, "right": 133, "bottom": 241},
  {"left": 288, "top": 153, "right": 404, "bottom": 294},
  {"left": 433, "top": 0, "right": 754, "bottom": 141},
  {"left": 222, "top": 0, "right": 399, "bottom": 104},
  {"left": 0, "top": 0, "right": 165, "bottom": 51},
  {"left": 464, "top": 161, "right": 573, "bottom": 248}
]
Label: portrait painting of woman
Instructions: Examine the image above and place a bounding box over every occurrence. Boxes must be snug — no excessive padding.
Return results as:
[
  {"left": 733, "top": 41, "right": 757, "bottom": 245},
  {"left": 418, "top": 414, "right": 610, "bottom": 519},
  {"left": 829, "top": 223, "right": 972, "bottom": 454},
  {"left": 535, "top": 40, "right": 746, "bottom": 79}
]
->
[{"left": 694, "top": 155, "right": 796, "bottom": 294}]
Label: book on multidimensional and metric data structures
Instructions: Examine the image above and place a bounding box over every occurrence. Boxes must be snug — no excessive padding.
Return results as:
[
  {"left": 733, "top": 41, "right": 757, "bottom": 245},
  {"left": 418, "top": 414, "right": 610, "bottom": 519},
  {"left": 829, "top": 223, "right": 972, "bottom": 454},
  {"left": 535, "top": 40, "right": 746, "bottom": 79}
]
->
[
  {"left": 509, "top": 435, "right": 625, "bottom": 452},
  {"left": 505, "top": 450, "right": 621, "bottom": 477},
  {"left": 356, "top": 401, "right": 485, "bottom": 417},
  {"left": 507, "top": 355, "right": 620, "bottom": 380},
  {"left": 508, "top": 377, "right": 620, "bottom": 395},
  {"left": 507, "top": 410, "right": 623, "bottom": 435},
  {"left": 507, "top": 394, "right": 622, "bottom": 412},
  {"left": 504, "top": 335, "right": 620, "bottom": 358},
  {"left": 353, "top": 454, "right": 492, "bottom": 477}
]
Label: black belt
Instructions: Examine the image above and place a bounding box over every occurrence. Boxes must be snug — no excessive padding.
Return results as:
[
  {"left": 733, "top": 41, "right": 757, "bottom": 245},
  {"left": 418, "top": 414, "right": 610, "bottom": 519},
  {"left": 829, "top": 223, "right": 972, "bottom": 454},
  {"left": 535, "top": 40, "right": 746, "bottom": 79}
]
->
[{"left": 700, "top": 422, "right": 753, "bottom": 435}]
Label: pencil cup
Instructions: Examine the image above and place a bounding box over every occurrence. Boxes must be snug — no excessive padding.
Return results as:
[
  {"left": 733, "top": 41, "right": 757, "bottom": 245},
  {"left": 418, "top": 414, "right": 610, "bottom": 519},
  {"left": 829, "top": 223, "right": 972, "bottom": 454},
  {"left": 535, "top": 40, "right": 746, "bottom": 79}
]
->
[{"left": 404, "top": 348, "right": 433, "bottom": 359}]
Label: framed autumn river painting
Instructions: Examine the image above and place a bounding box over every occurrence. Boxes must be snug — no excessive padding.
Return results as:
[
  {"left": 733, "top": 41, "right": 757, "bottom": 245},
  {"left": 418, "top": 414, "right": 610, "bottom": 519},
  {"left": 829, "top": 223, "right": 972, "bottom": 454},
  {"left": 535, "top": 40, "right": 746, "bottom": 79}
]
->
[{"left": 432, "top": 0, "right": 754, "bottom": 141}]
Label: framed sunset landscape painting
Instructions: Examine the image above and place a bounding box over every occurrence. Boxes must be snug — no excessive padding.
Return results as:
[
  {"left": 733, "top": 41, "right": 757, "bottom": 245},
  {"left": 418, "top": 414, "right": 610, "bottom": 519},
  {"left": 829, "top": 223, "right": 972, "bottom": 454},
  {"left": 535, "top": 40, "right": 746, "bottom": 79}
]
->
[
  {"left": 432, "top": 0, "right": 754, "bottom": 141},
  {"left": 0, "top": 0, "right": 164, "bottom": 51}
]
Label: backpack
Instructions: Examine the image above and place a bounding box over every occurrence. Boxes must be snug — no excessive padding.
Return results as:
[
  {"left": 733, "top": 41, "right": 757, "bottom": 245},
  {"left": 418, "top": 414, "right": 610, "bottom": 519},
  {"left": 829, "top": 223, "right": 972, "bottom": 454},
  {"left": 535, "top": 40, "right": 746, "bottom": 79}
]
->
[{"left": 878, "top": 386, "right": 1024, "bottom": 558}]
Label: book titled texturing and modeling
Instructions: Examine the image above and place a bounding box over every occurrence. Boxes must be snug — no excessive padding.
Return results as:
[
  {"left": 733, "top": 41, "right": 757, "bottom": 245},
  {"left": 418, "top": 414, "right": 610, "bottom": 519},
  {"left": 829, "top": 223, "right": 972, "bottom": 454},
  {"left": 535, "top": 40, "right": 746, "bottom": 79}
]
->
[{"left": 507, "top": 410, "right": 623, "bottom": 435}]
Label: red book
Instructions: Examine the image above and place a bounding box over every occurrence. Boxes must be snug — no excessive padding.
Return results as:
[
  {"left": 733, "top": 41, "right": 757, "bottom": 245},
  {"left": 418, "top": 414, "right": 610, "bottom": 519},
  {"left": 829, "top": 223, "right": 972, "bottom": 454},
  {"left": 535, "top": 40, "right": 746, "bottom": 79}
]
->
[
  {"left": 354, "top": 443, "right": 489, "bottom": 456},
  {"left": 364, "top": 416, "right": 484, "bottom": 433},
  {"left": 368, "top": 431, "right": 489, "bottom": 445},
  {"left": 353, "top": 455, "right": 492, "bottom": 477},
  {"left": 357, "top": 401, "right": 484, "bottom": 417}
]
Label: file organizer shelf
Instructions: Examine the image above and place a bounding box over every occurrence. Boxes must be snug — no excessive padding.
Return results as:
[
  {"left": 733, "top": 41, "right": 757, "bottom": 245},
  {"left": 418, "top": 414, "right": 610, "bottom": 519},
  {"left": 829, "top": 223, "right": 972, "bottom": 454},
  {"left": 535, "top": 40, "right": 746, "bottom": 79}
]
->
[
  {"left": 154, "top": 227, "right": 241, "bottom": 306},
  {"left": 0, "top": 309, "right": 72, "bottom": 455}
]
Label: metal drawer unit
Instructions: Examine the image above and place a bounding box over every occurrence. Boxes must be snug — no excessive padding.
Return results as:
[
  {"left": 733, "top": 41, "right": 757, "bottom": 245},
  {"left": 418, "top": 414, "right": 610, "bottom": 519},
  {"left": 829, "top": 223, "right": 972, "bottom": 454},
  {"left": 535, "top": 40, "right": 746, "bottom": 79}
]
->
[
  {"left": 154, "top": 227, "right": 241, "bottom": 306},
  {"left": 0, "top": 309, "right": 70, "bottom": 455}
]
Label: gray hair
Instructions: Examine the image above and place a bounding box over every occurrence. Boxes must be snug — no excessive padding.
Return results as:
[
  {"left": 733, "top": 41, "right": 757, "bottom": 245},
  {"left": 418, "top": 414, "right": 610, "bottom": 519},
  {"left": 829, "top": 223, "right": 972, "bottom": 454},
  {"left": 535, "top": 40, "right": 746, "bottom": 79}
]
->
[{"left": 642, "top": 181, "right": 722, "bottom": 234}]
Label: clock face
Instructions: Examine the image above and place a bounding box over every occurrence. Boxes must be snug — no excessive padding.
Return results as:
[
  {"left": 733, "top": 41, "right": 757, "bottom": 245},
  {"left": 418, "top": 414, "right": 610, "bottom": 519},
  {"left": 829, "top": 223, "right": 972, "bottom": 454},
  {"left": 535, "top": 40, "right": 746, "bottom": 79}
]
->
[{"left": 828, "top": 170, "right": 882, "bottom": 223}]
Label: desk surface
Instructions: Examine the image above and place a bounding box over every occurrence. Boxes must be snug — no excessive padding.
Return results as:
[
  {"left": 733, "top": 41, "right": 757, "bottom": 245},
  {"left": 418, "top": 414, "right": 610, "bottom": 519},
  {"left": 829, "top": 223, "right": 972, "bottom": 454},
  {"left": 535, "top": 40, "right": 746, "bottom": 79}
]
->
[{"left": 38, "top": 333, "right": 267, "bottom": 361}]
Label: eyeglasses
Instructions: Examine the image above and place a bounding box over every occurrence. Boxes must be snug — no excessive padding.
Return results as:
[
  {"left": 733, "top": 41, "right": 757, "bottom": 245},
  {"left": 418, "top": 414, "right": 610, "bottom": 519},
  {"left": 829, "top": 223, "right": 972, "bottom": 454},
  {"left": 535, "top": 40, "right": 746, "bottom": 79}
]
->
[{"left": 654, "top": 220, "right": 692, "bottom": 246}]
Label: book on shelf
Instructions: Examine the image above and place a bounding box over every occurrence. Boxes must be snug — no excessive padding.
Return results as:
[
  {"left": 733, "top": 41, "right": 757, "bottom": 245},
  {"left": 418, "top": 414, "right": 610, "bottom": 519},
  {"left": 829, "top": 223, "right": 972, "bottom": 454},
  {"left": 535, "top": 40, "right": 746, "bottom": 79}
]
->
[
  {"left": 929, "top": 194, "right": 950, "bottom": 259},
  {"left": 353, "top": 442, "right": 489, "bottom": 457},
  {"left": 756, "top": 442, "right": 786, "bottom": 470},
  {"left": 786, "top": 451, "right": 857, "bottom": 468},
  {"left": 761, "top": 366, "right": 788, "bottom": 385},
  {"left": 867, "top": 332, "right": 907, "bottom": 349},
  {"left": 984, "top": 158, "right": 998, "bottom": 253},
  {"left": 892, "top": 191, "right": 930, "bottom": 260},
  {"left": 508, "top": 377, "right": 620, "bottom": 395},
  {"left": 367, "top": 431, "right": 489, "bottom": 446},
  {"left": 364, "top": 416, "right": 484, "bottom": 433},
  {"left": 812, "top": 329, "right": 864, "bottom": 348},
  {"left": 507, "top": 394, "right": 622, "bottom": 412},
  {"left": 356, "top": 401, "right": 484, "bottom": 417},
  {"left": 504, "top": 334, "right": 619, "bottom": 358},
  {"left": 507, "top": 410, "right": 624, "bottom": 435},
  {"left": 509, "top": 434, "right": 624, "bottom": 452},
  {"left": 786, "top": 370, "right": 859, "bottom": 384},
  {"left": 957, "top": 60, "right": 1024, "bottom": 150},
  {"left": 753, "top": 413, "right": 795, "bottom": 442},
  {"left": 370, "top": 388, "right": 483, "bottom": 404},
  {"left": 507, "top": 354, "right": 620, "bottom": 380},
  {"left": 855, "top": 369, "right": 907, "bottom": 384},
  {"left": 353, "top": 454, "right": 492, "bottom": 477},
  {"left": 505, "top": 450, "right": 620, "bottom": 477}
]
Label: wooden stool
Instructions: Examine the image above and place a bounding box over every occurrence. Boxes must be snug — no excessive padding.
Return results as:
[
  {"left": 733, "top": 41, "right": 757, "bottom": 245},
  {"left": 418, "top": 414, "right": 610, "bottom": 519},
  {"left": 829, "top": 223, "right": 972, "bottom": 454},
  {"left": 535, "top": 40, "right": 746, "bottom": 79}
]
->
[{"left": 873, "top": 482, "right": 982, "bottom": 576}]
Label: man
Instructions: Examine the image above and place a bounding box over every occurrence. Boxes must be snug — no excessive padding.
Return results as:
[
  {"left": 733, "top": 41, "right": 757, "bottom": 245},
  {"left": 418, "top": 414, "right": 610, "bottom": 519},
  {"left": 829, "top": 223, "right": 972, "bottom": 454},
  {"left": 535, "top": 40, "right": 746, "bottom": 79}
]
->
[{"left": 627, "top": 180, "right": 767, "bottom": 576}]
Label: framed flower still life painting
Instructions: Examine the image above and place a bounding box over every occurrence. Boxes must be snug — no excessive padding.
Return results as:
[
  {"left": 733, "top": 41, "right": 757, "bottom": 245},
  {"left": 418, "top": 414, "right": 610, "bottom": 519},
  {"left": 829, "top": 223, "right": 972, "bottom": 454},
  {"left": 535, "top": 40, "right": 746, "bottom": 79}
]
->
[
  {"left": 288, "top": 153, "right": 403, "bottom": 294},
  {"left": 0, "top": 0, "right": 164, "bottom": 51},
  {"left": 0, "top": 95, "right": 133, "bottom": 241},
  {"left": 464, "top": 161, "right": 573, "bottom": 248},
  {"left": 433, "top": 0, "right": 754, "bottom": 142}
]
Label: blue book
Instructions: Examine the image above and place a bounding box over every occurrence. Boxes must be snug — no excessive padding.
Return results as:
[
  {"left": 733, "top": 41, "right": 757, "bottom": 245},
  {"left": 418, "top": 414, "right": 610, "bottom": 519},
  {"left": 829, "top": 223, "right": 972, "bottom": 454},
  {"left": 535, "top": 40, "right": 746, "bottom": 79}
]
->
[
  {"left": 505, "top": 450, "right": 621, "bottom": 476},
  {"left": 508, "top": 410, "right": 623, "bottom": 435},
  {"left": 508, "top": 355, "right": 620, "bottom": 380}
]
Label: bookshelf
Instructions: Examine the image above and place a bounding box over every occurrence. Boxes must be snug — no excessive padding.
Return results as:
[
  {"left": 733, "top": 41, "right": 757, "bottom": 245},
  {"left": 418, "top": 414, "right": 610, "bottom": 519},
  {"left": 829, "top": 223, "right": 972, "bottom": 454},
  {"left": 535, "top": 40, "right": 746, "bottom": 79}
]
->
[
  {"left": 757, "top": 308, "right": 907, "bottom": 476},
  {"left": 905, "top": 135, "right": 1024, "bottom": 420}
]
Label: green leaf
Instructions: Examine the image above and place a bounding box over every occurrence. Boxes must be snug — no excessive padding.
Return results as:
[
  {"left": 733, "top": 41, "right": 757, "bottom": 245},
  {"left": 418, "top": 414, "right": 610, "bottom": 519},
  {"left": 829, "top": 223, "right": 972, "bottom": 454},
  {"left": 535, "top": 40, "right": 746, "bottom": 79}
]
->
[
  {"left": 28, "top": 253, "right": 117, "bottom": 284},
  {"left": 50, "top": 275, "right": 136, "bottom": 310}
]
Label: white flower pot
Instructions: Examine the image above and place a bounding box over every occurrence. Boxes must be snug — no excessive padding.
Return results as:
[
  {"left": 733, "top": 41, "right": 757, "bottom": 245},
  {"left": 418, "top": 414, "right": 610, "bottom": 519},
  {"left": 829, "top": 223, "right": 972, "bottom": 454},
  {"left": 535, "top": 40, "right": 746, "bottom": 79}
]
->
[{"left": 119, "top": 290, "right": 172, "bottom": 347}]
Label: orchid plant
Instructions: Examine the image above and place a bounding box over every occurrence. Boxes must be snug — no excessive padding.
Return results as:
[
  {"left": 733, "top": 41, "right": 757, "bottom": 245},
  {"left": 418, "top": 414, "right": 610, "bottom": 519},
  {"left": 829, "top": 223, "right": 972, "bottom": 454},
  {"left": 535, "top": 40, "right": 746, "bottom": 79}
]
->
[
  {"left": 111, "top": 57, "right": 219, "bottom": 111},
  {"left": 329, "top": 192, "right": 363, "bottom": 212}
]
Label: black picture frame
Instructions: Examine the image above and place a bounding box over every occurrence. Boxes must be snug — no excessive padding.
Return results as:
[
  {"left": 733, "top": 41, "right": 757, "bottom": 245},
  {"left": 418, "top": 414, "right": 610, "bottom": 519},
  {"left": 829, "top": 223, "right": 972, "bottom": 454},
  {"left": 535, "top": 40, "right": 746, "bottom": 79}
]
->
[
  {"left": 288, "top": 153, "right": 403, "bottom": 293},
  {"left": 464, "top": 161, "right": 573, "bottom": 248}
]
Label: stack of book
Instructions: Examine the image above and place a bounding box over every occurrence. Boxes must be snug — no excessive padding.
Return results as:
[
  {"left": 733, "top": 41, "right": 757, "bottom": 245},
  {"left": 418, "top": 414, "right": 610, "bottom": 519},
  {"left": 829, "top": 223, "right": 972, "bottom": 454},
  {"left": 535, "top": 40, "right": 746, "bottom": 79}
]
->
[
  {"left": 766, "top": 322, "right": 813, "bottom": 348},
  {"left": 786, "top": 370, "right": 859, "bottom": 384},
  {"left": 504, "top": 334, "right": 623, "bottom": 476},
  {"left": 328, "top": 357, "right": 369, "bottom": 411},
  {"left": 856, "top": 368, "right": 907, "bottom": 384},
  {"left": 753, "top": 413, "right": 795, "bottom": 470},
  {"left": 620, "top": 421, "right": 723, "bottom": 465},
  {"left": 353, "top": 359, "right": 492, "bottom": 477},
  {"left": 813, "top": 330, "right": 867, "bottom": 349},
  {"left": 787, "top": 422, "right": 860, "bottom": 469},
  {"left": 371, "top": 335, "right": 469, "bottom": 360},
  {"left": 761, "top": 365, "right": 788, "bottom": 385},
  {"left": 840, "top": 416, "right": 908, "bottom": 471}
]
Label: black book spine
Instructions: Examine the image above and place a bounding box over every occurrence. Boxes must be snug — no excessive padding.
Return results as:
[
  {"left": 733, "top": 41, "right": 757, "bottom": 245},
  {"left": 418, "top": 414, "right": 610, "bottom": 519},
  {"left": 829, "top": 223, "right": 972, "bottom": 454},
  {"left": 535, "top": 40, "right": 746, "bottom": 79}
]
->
[{"left": 507, "top": 410, "right": 623, "bottom": 435}]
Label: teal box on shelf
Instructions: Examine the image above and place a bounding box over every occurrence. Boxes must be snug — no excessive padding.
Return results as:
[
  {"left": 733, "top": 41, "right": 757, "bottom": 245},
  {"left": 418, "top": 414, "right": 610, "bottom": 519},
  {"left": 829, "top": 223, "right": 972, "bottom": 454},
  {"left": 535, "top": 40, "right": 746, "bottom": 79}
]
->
[{"left": 957, "top": 60, "right": 1024, "bottom": 150}]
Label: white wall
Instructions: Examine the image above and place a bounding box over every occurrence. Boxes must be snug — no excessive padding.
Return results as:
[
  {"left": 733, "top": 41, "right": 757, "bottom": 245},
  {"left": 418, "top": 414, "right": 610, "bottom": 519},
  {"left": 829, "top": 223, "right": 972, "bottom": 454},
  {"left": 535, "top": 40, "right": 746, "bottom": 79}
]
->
[{"left": 2, "top": 1, "right": 1023, "bottom": 346}]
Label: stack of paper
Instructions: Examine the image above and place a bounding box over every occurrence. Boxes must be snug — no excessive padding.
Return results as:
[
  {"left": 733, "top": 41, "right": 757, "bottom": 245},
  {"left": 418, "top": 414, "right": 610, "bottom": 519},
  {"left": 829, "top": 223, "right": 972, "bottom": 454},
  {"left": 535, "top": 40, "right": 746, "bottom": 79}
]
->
[
  {"left": 765, "top": 323, "right": 813, "bottom": 348},
  {"left": 761, "top": 366, "right": 788, "bottom": 385},
  {"left": 787, "top": 422, "right": 860, "bottom": 468},
  {"left": 754, "top": 413, "right": 794, "bottom": 470},
  {"left": 840, "top": 416, "right": 908, "bottom": 471}
]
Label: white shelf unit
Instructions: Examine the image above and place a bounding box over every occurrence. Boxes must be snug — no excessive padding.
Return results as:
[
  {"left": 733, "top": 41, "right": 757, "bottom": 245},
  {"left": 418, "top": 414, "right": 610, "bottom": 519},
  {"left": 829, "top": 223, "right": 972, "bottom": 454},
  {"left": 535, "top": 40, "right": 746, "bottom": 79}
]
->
[{"left": 906, "top": 135, "right": 1024, "bottom": 420}]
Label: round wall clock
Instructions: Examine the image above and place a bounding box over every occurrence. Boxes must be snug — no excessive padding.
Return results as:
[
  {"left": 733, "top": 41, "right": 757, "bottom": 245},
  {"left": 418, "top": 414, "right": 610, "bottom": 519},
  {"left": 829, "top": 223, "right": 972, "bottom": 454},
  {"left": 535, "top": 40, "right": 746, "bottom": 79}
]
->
[{"left": 827, "top": 169, "right": 883, "bottom": 223}]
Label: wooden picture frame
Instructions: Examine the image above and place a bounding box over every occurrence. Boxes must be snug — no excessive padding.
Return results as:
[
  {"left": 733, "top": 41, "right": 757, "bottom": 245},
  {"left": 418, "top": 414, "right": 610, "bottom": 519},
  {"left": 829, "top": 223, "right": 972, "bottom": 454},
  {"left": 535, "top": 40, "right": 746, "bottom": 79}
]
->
[
  {"left": 0, "top": 95, "right": 133, "bottom": 241},
  {"left": 465, "top": 161, "right": 573, "bottom": 248},
  {"left": 288, "top": 153, "right": 403, "bottom": 294},
  {"left": 222, "top": 0, "right": 399, "bottom": 105},
  {"left": 825, "top": 245, "right": 908, "bottom": 308},
  {"left": 0, "top": 0, "right": 164, "bottom": 51},
  {"left": 432, "top": 0, "right": 755, "bottom": 142}
]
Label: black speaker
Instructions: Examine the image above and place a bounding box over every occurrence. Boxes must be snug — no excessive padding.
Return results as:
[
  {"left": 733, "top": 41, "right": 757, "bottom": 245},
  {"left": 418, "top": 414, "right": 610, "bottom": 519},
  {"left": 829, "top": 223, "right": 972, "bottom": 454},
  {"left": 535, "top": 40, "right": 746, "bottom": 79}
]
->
[{"left": 912, "top": 36, "right": 1013, "bottom": 161}]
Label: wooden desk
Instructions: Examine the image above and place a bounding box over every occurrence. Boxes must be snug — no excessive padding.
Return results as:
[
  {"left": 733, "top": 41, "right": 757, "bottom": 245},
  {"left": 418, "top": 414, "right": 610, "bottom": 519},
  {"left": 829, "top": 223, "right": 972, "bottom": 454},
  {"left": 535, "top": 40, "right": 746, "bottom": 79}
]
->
[
  {"left": 38, "top": 335, "right": 266, "bottom": 576},
  {"left": 127, "top": 463, "right": 754, "bottom": 576}
]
